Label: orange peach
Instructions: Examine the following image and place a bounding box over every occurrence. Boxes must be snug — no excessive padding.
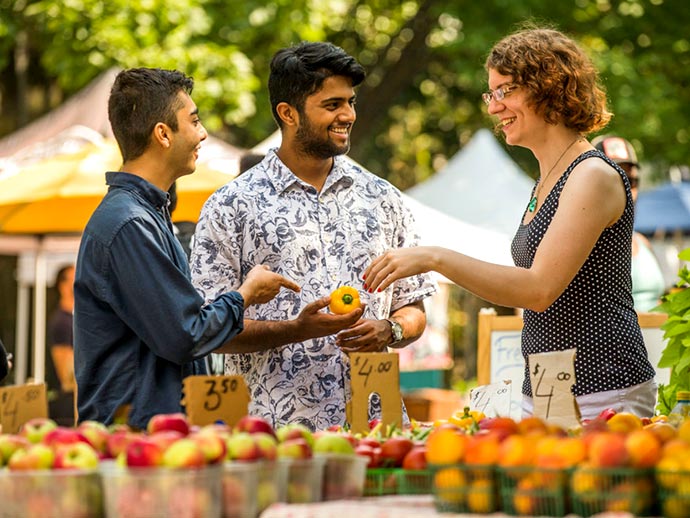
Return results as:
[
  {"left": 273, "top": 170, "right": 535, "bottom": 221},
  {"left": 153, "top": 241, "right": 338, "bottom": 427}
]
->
[
  {"left": 571, "top": 463, "right": 599, "bottom": 498},
  {"left": 425, "top": 427, "right": 467, "bottom": 465},
  {"left": 643, "top": 421, "right": 677, "bottom": 444},
  {"left": 588, "top": 432, "right": 629, "bottom": 468},
  {"left": 464, "top": 433, "right": 501, "bottom": 466},
  {"left": 516, "top": 416, "right": 548, "bottom": 436},
  {"left": 606, "top": 412, "right": 643, "bottom": 433},
  {"left": 498, "top": 434, "right": 534, "bottom": 468},
  {"left": 434, "top": 467, "right": 466, "bottom": 505},
  {"left": 512, "top": 476, "right": 538, "bottom": 515},
  {"left": 625, "top": 429, "right": 662, "bottom": 468},
  {"left": 466, "top": 478, "right": 495, "bottom": 513},
  {"left": 656, "top": 456, "right": 683, "bottom": 490},
  {"left": 662, "top": 438, "right": 690, "bottom": 459}
]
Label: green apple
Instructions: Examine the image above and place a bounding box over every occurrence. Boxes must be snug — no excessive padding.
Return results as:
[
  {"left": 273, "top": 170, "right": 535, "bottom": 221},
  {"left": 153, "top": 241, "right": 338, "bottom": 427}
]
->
[
  {"left": 53, "top": 442, "right": 100, "bottom": 469},
  {"left": 0, "top": 434, "right": 30, "bottom": 466},
  {"left": 18, "top": 417, "right": 58, "bottom": 443},
  {"left": 8, "top": 443, "right": 55, "bottom": 470},
  {"left": 162, "top": 438, "right": 205, "bottom": 468},
  {"left": 313, "top": 432, "right": 355, "bottom": 455}
]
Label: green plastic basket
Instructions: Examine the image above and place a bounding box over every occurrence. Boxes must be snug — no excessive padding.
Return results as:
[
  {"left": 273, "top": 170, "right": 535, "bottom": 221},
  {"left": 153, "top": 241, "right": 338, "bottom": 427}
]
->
[
  {"left": 364, "top": 468, "right": 399, "bottom": 496},
  {"left": 395, "top": 469, "right": 432, "bottom": 495},
  {"left": 497, "top": 466, "right": 570, "bottom": 517},
  {"left": 429, "top": 463, "right": 499, "bottom": 514},
  {"left": 570, "top": 466, "right": 656, "bottom": 517},
  {"left": 655, "top": 468, "right": 690, "bottom": 518}
]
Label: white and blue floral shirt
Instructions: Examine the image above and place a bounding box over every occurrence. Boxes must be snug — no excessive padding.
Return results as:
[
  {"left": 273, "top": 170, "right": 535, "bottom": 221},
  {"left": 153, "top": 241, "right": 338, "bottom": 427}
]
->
[{"left": 190, "top": 149, "right": 436, "bottom": 431}]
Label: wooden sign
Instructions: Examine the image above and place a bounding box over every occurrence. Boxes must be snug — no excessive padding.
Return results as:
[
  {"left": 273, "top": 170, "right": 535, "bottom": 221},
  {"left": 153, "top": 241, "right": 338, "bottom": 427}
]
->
[
  {"left": 0, "top": 383, "right": 48, "bottom": 434},
  {"left": 469, "top": 380, "right": 512, "bottom": 418},
  {"left": 348, "top": 352, "right": 402, "bottom": 433},
  {"left": 182, "top": 375, "right": 250, "bottom": 427},
  {"left": 528, "top": 349, "right": 579, "bottom": 429}
]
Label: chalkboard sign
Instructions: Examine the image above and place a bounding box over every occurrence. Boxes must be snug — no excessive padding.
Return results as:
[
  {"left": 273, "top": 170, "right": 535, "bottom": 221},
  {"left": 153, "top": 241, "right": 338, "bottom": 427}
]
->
[{"left": 477, "top": 309, "right": 668, "bottom": 420}]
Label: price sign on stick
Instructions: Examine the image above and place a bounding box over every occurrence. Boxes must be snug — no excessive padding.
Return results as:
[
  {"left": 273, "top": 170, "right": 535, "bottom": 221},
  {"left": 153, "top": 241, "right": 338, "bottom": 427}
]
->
[
  {"left": 347, "top": 352, "right": 401, "bottom": 433},
  {"left": 182, "top": 375, "right": 249, "bottom": 427},
  {"left": 0, "top": 383, "right": 48, "bottom": 434},
  {"left": 470, "top": 380, "right": 512, "bottom": 418},
  {"left": 528, "top": 349, "right": 579, "bottom": 429}
]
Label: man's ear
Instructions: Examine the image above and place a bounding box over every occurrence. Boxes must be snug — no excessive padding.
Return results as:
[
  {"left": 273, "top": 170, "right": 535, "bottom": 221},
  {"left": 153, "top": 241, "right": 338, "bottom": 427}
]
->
[
  {"left": 153, "top": 122, "right": 172, "bottom": 148},
  {"left": 276, "top": 102, "right": 298, "bottom": 127}
]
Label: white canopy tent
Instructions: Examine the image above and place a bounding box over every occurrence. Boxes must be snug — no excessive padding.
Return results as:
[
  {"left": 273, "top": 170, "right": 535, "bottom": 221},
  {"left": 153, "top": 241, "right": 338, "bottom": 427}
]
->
[{"left": 406, "top": 129, "right": 534, "bottom": 237}]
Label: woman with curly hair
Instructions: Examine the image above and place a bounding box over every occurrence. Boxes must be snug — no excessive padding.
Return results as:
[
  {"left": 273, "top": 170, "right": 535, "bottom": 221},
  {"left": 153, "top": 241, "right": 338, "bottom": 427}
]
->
[{"left": 364, "top": 25, "right": 657, "bottom": 420}]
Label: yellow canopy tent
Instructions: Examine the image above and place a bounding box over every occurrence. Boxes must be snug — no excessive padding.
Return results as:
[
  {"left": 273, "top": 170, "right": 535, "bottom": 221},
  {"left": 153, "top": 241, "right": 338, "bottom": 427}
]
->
[{"left": 0, "top": 138, "right": 237, "bottom": 234}]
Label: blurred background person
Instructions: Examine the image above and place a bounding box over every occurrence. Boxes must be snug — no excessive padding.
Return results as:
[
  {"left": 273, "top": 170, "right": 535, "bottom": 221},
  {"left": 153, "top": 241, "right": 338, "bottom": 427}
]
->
[
  {"left": 0, "top": 337, "right": 10, "bottom": 384},
  {"left": 48, "top": 264, "right": 76, "bottom": 425},
  {"left": 593, "top": 135, "right": 666, "bottom": 311}
]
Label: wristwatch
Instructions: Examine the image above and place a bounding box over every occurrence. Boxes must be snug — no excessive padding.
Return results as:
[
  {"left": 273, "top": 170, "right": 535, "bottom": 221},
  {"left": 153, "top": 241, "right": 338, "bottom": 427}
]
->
[{"left": 386, "top": 318, "right": 404, "bottom": 345}]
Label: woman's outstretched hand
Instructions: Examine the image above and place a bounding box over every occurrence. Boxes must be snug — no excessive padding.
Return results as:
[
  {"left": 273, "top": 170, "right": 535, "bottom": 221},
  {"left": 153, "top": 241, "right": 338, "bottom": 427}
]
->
[{"left": 363, "top": 246, "right": 434, "bottom": 292}]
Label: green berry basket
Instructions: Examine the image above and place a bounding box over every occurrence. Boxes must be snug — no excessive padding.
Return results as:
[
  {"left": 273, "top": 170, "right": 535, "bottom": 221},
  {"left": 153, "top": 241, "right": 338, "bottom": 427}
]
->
[
  {"left": 497, "top": 465, "right": 570, "bottom": 517},
  {"left": 655, "top": 467, "right": 690, "bottom": 518},
  {"left": 364, "top": 468, "right": 399, "bottom": 496},
  {"left": 395, "top": 468, "right": 432, "bottom": 495},
  {"left": 428, "top": 463, "right": 499, "bottom": 514},
  {"left": 570, "top": 466, "right": 656, "bottom": 517}
]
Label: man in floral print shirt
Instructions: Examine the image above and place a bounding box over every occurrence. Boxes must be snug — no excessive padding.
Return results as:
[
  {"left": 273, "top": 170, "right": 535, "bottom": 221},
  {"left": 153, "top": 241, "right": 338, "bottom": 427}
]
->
[{"left": 190, "top": 42, "right": 436, "bottom": 431}]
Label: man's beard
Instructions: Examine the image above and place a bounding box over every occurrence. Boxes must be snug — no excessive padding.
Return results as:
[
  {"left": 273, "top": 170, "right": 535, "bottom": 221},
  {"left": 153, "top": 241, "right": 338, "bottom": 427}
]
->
[{"left": 295, "top": 115, "right": 350, "bottom": 159}]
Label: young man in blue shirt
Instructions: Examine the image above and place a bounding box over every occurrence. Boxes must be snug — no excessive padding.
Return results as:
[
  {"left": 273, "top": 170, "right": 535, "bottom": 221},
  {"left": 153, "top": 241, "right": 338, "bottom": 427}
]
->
[{"left": 74, "top": 68, "right": 299, "bottom": 429}]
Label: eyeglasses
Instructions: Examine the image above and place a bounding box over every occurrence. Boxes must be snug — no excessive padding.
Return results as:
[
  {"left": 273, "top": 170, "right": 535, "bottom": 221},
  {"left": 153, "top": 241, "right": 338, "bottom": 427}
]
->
[
  {"left": 627, "top": 176, "right": 639, "bottom": 188},
  {"left": 482, "top": 84, "right": 519, "bottom": 105}
]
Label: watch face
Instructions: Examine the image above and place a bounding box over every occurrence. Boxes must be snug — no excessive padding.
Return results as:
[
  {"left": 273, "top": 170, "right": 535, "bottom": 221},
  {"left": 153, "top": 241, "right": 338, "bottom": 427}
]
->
[{"left": 390, "top": 320, "right": 403, "bottom": 342}]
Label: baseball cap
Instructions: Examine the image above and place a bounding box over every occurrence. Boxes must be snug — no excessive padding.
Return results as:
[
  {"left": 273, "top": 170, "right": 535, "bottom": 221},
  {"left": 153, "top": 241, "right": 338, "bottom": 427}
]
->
[{"left": 592, "top": 135, "right": 639, "bottom": 167}]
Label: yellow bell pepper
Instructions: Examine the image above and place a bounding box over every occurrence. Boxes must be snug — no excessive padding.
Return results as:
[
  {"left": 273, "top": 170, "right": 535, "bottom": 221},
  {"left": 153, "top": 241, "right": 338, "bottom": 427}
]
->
[{"left": 329, "top": 286, "right": 361, "bottom": 314}]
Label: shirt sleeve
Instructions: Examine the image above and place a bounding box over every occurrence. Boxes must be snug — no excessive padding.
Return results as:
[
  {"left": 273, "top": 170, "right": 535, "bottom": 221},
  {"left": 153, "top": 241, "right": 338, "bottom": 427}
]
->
[{"left": 101, "top": 217, "right": 245, "bottom": 365}]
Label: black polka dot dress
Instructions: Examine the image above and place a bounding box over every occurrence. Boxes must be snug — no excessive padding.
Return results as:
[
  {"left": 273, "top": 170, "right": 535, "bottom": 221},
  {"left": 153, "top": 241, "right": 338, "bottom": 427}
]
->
[{"left": 511, "top": 150, "right": 656, "bottom": 398}]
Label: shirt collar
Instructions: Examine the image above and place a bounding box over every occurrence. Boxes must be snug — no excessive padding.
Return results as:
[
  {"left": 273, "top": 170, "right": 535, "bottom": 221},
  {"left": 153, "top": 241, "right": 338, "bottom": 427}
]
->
[
  {"left": 105, "top": 171, "right": 170, "bottom": 210},
  {"left": 264, "top": 148, "right": 355, "bottom": 194}
]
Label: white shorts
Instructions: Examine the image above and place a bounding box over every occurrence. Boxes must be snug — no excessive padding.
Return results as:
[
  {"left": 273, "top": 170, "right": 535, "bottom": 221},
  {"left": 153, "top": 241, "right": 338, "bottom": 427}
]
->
[{"left": 521, "top": 379, "right": 657, "bottom": 421}]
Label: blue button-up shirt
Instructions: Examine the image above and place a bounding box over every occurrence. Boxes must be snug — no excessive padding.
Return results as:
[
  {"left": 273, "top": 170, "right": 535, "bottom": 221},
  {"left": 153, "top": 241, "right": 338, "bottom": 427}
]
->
[{"left": 74, "top": 172, "right": 245, "bottom": 429}]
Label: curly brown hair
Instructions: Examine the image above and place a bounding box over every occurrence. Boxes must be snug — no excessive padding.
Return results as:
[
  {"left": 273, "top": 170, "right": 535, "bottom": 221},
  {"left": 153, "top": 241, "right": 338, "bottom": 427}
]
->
[{"left": 485, "top": 26, "right": 611, "bottom": 134}]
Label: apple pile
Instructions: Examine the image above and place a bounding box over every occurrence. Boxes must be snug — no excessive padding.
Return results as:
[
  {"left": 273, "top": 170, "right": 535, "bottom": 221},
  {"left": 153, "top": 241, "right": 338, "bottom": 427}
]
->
[{"left": 0, "top": 417, "right": 104, "bottom": 518}]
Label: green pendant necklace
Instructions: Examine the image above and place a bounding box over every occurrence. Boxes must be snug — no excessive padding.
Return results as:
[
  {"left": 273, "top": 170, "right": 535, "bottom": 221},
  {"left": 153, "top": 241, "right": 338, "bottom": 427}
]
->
[{"left": 528, "top": 136, "right": 582, "bottom": 213}]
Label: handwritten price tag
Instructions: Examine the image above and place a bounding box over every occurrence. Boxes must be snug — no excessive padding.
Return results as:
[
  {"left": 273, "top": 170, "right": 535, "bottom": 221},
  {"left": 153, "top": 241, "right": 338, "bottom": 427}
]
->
[
  {"left": 348, "top": 352, "right": 401, "bottom": 433},
  {"left": 469, "top": 380, "right": 512, "bottom": 418},
  {"left": 182, "top": 375, "right": 249, "bottom": 427},
  {"left": 528, "top": 349, "right": 579, "bottom": 428},
  {"left": 0, "top": 383, "right": 48, "bottom": 434}
]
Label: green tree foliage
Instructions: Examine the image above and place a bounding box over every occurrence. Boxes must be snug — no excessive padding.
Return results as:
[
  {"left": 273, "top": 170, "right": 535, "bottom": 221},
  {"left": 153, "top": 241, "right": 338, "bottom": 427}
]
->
[{"left": 0, "top": 0, "right": 688, "bottom": 186}]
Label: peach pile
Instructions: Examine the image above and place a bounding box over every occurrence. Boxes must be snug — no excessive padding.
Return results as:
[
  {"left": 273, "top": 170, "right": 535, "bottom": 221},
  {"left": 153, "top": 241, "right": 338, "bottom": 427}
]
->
[{"left": 424, "top": 409, "right": 690, "bottom": 516}]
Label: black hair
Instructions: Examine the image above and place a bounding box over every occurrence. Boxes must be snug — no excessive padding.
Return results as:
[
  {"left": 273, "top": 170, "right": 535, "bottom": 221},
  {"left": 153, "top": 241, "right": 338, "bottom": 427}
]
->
[
  {"left": 268, "top": 42, "right": 365, "bottom": 128},
  {"left": 108, "top": 68, "right": 194, "bottom": 161}
]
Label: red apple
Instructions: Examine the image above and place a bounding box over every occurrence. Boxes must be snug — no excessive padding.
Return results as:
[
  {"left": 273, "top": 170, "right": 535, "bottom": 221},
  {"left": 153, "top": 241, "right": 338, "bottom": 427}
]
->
[
  {"left": 190, "top": 430, "right": 227, "bottom": 464},
  {"left": 8, "top": 443, "right": 55, "bottom": 470},
  {"left": 226, "top": 432, "right": 262, "bottom": 461},
  {"left": 146, "top": 412, "right": 190, "bottom": 436},
  {"left": 355, "top": 443, "right": 382, "bottom": 468},
  {"left": 0, "top": 434, "right": 30, "bottom": 466},
  {"left": 254, "top": 432, "right": 278, "bottom": 460},
  {"left": 148, "top": 430, "right": 185, "bottom": 452},
  {"left": 379, "top": 436, "right": 414, "bottom": 467},
  {"left": 162, "top": 438, "right": 205, "bottom": 468},
  {"left": 402, "top": 445, "right": 427, "bottom": 470},
  {"left": 106, "top": 430, "right": 137, "bottom": 459},
  {"left": 313, "top": 432, "right": 355, "bottom": 455},
  {"left": 19, "top": 417, "right": 58, "bottom": 443},
  {"left": 78, "top": 420, "right": 111, "bottom": 454},
  {"left": 276, "top": 437, "right": 313, "bottom": 460},
  {"left": 42, "top": 427, "right": 91, "bottom": 448},
  {"left": 275, "top": 423, "right": 315, "bottom": 447},
  {"left": 53, "top": 441, "right": 100, "bottom": 469},
  {"left": 357, "top": 437, "right": 381, "bottom": 449},
  {"left": 126, "top": 436, "right": 164, "bottom": 467},
  {"left": 235, "top": 415, "right": 276, "bottom": 438}
]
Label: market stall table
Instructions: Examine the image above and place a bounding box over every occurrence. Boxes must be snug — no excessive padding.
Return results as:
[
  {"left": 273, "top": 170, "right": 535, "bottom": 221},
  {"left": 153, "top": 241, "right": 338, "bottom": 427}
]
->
[{"left": 260, "top": 495, "right": 630, "bottom": 518}]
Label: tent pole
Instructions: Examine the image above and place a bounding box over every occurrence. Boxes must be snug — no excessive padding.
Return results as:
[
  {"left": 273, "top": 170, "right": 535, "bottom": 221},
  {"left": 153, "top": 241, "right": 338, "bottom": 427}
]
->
[
  {"left": 14, "top": 282, "right": 30, "bottom": 385},
  {"left": 32, "top": 244, "right": 47, "bottom": 383}
]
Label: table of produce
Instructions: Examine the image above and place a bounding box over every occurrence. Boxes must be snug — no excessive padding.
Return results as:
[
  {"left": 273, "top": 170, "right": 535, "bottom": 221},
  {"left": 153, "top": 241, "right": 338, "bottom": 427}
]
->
[{"left": 0, "top": 407, "right": 687, "bottom": 518}]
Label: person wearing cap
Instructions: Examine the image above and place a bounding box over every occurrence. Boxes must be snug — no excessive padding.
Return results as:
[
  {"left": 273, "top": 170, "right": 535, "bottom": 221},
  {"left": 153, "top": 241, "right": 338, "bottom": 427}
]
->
[{"left": 593, "top": 135, "right": 666, "bottom": 311}]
